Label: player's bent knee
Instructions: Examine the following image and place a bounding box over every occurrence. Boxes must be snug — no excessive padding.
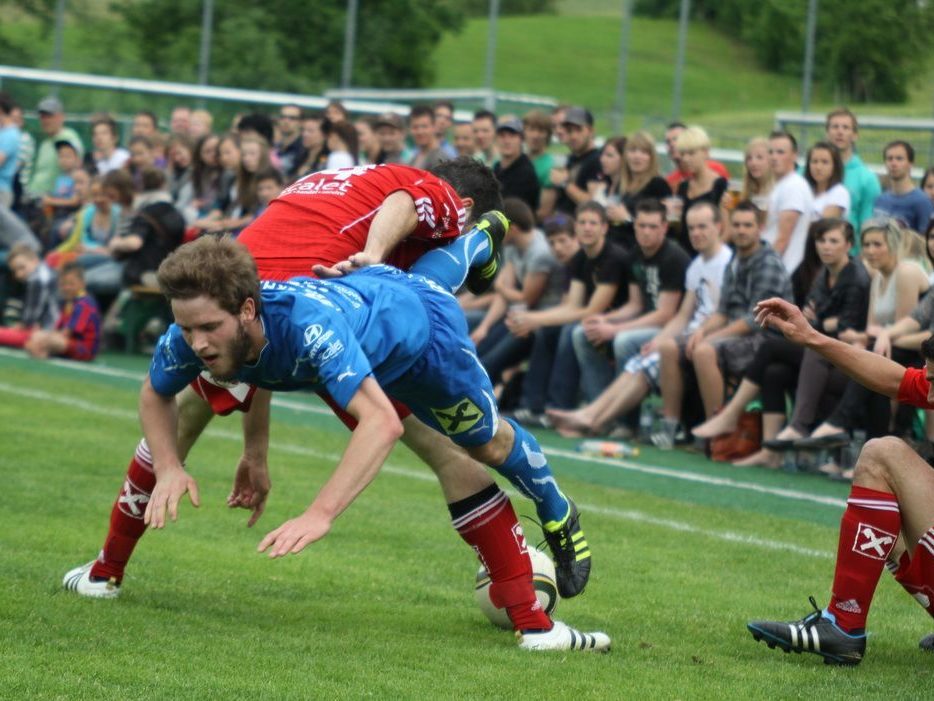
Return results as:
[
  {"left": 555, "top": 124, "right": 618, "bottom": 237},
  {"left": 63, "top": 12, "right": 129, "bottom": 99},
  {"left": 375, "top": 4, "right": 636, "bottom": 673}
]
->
[{"left": 854, "top": 436, "right": 912, "bottom": 483}]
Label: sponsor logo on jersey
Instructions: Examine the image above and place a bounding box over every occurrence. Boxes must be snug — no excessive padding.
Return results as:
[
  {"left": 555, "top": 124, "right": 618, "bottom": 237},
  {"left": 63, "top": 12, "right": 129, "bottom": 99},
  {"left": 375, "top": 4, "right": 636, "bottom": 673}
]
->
[
  {"left": 431, "top": 398, "right": 484, "bottom": 435},
  {"left": 303, "top": 324, "right": 324, "bottom": 346},
  {"left": 337, "top": 366, "right": 357, "bottom": 383},
  {"left": 317, "top": 340, "right": 344, "bottom": 365}
]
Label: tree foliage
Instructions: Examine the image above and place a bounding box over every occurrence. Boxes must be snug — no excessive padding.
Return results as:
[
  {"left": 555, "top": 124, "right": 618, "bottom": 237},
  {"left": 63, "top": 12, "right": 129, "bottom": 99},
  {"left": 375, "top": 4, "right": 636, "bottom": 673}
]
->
[
  {"left": 113, "top": 0, "right": 466, "bottom": 91},
  {"left": 634, "top": 0, "right": 934, "bottom": 102}
]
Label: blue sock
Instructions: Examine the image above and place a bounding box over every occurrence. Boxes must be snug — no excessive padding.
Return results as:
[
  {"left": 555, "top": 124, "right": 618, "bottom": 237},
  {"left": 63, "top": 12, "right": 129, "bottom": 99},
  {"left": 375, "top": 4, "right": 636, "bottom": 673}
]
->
[
  {"left": 409, "top": 229, "right": 492, "bottom": 293},
  {"left": 493, "top": 418, "right": 569, "bottom": 525}
]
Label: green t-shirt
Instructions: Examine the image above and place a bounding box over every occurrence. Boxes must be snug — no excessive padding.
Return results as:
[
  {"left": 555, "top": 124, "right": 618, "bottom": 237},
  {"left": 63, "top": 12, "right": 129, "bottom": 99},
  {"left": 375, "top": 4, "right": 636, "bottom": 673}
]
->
[{"left": 530, "top": 152, "right": 554, "bottom": 189}]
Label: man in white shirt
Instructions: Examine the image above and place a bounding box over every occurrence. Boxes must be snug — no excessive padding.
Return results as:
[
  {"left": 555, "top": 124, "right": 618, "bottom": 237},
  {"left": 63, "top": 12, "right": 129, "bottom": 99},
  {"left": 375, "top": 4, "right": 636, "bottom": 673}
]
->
[{"left": 764, "top": 130, "right": 814, "bottom": 273}]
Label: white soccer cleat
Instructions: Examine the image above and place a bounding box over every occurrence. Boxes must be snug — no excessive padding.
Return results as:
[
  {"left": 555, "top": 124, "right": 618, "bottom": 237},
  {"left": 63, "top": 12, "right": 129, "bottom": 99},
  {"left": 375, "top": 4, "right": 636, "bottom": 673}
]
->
[
  {"left": 518, "top": 620, "right": 611, "bottom": 652},
  {"left": 62, "top": 561, "right": 121, "bottom": 599}
]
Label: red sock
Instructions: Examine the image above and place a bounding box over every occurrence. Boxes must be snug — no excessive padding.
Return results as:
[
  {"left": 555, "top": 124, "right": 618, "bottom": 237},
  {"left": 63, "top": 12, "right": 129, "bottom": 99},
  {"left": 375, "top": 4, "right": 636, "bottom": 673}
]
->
[
  {"left": 829, "top": 485, "right": 901, "bottom": 631},
  {"left": 449, "top": 485, "right": 552, "bottom": 632},
  {"left": 89, "top": 440, "right": 155, "bottom": 582},
  {"left": 889, "top": 528, "right": 934, "bottom": 619}
]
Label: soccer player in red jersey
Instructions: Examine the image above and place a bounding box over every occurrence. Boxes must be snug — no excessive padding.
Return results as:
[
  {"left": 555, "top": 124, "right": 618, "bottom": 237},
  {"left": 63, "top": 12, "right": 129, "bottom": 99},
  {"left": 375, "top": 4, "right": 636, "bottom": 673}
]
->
[
  {"left": 63, "top": 159, "right": 597, "bottom": 651},
  {"left": 746, "top": 297, "right": 934, "bottom": 664}
]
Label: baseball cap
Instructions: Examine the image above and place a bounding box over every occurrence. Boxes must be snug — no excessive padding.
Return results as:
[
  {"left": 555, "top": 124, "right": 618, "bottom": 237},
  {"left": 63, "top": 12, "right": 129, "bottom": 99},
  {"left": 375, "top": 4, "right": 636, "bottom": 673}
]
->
[
  {"left": 561, "top": 107, "right": 593, "bottom": 128},
  {"left": 37, "top": 96, "right": 64, "bottom": 115},
  {"left": 374, "top": 112, "right": 404, "bottom": 130},
  {"left": 496, "top": 117, "right": 524, "bottom": 136}
]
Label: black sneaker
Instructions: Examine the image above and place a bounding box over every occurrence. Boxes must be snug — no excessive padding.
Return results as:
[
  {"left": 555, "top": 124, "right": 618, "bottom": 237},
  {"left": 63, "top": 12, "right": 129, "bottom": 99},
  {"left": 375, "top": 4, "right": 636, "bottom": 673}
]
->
[
  {"left": 541, "top": 500, "right": 591, "bottom": 598},
  {"left": 747, "top": 597, "right": 866, "bottom": 666},
  {"left": 465, "top": 210, "right": 509, "bottom": 295}
]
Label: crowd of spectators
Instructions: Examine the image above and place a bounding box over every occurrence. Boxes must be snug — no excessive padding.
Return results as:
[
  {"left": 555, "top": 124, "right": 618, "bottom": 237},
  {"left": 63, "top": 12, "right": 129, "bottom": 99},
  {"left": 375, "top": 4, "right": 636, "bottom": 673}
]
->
[{"left": 2, "top": 91, "right": 934, "bottom": 479}]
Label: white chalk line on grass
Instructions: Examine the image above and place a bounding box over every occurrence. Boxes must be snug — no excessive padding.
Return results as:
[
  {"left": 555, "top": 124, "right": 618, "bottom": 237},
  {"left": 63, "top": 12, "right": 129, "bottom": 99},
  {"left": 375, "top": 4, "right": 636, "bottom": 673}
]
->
[
  {"left": 0, "top": 348, "right": 848, "bottom": 510},
  {"left": 0, "top": 380, "right": 831, "bottom": 560}
]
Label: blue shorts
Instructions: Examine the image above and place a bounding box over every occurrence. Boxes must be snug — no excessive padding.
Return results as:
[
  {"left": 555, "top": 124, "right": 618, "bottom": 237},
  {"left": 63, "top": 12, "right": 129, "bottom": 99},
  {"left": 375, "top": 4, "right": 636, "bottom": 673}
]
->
[{"left": 385, "top": 275, "right": 499, "bottom": 447}]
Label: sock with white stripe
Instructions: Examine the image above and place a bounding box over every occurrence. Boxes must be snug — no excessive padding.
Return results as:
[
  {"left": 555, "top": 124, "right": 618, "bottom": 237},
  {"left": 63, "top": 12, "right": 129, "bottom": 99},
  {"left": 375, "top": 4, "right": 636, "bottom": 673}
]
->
[
  {"left": 889, "top": 532, "right": 934, "bottom": 619},
  {"left": 448, "top": 484, "right": 552, "bottom": 631},
  {"left": 408, "top": 228, "right": 492, "bottom": 293},
  {"left": 89, "top": 440, "right": 156, "bottom": 582},
  {"left": 492, "top": 418, "right": 569, "bottom": 526},
  {"left": 829, "top": 485, "right": 901, "bottom": 631}
]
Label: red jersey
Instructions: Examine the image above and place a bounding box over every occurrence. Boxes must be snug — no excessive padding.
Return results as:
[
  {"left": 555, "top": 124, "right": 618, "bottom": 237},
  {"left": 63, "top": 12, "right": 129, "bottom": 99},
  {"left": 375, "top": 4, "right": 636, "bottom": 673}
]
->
[
  {"left": 897, "top": 367, "right": 934, "bottom": 408},
  {"left": 665, "top": 160, "right": 731, "bottom": 189},
  {"left": 237, "top": 163, "right": 466, "bottom": 280}
]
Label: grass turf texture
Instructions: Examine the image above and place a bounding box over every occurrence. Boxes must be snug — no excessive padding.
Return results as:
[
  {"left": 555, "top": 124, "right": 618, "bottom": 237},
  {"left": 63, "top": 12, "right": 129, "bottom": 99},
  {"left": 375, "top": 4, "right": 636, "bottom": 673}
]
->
[{"left": 2, "top": 349, "right": 934, "bottom": 699}]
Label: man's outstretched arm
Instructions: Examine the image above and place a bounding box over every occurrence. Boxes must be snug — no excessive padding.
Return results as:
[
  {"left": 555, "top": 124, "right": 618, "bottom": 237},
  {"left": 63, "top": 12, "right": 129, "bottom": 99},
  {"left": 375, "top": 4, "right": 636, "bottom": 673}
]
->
[
  {"left": 257, "top": 377, "right": 404, "bottom": 557},
  {"left": 755, "top": 297, "right": 905, "bottom": 399}
]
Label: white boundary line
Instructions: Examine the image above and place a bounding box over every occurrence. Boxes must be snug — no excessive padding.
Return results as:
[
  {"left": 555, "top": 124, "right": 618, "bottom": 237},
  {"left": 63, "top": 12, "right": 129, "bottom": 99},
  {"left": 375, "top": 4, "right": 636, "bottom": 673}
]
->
[
  {"left": 0, "top": 348, "right": 847, "bottom": 509},
  {"left": 0, "top": 378, "right": 832, "bottom": 560}
]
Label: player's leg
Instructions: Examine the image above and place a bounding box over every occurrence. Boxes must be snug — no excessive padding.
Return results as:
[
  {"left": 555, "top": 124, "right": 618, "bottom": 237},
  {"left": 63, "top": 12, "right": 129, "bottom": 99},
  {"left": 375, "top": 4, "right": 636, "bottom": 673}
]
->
[
  {"left": 408, "top": 211, "right": 508, "bottom": 294},
  {"left": 747, "top": 436, "right": 934, "bottom": 665},
  {"left": 63, "top": 384, "right": 219, "bottom": 597}
]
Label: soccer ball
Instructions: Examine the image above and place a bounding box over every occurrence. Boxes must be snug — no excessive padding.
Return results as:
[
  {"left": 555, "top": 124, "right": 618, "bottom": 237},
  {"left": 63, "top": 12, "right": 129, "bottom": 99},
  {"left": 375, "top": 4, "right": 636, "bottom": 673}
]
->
[{"left": 474, "top": 547, "right": 559, "bottom": 630}]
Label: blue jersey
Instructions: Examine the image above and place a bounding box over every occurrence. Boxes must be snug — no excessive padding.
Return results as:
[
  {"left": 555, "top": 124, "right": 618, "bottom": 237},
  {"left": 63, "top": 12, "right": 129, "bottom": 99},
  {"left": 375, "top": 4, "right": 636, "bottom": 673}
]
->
[{"left": 149, "top": 267, "right": 433, "bottom": 410}]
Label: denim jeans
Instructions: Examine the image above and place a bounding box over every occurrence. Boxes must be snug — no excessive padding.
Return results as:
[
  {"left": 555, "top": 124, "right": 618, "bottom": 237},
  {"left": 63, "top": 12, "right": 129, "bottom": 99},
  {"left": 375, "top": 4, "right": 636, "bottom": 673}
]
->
[
  {"left": 521, "top": 323, "right": 580, "bottom": 412},
  {"left": 571, "top": 324, "right": 660, "bottom": 401}
]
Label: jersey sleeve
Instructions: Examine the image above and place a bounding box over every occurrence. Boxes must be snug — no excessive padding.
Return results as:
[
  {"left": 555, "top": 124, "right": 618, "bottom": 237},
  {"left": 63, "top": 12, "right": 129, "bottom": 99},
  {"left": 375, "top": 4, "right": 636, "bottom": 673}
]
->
[
  {"left": 392, "top": 170, "right": 466, "bottom": 242},
  {"left": 148, "top": 325, "right": 203, "bottom": 397},
  {"left": 897, "top": 367, "right": 933, "bottom": 409},
  {"left": 288, "top": 300, "right": 375, "bottom": 410}
]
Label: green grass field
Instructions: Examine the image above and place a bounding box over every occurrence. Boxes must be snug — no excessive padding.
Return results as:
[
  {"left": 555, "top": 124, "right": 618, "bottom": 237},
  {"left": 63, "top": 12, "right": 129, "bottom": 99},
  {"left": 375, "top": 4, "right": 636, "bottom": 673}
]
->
[{"left": 1, "top": 347, "right": 933, "bottom": 699}]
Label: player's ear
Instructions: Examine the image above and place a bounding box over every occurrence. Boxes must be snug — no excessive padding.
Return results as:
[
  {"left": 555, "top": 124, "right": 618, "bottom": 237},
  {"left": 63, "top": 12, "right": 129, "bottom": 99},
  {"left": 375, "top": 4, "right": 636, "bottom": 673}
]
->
[
  {"left": 240, "top": 298, "right": 257, "bottom": 322},
  {"left": 461, "top": 196, "right": 474, "bottom": 223}
]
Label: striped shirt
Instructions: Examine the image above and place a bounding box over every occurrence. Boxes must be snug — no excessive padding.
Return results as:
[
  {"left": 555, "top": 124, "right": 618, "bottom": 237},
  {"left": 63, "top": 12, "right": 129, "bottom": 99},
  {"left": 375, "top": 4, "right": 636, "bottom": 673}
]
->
[{"left": 56, "top": 294, "right": 101, "bottom": 361}]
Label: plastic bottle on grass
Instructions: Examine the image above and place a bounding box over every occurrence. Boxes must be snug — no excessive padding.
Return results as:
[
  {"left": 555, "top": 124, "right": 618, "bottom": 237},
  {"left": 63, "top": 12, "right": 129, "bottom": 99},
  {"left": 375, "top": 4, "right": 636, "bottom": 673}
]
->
[{"left": 578, "top": 440, "right": 639, "bottom": 459}]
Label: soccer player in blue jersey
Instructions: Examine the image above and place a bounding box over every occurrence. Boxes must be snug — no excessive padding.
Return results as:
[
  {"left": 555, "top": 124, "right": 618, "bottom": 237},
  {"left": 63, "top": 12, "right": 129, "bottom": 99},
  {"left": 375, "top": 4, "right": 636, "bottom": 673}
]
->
[{"left": 141, "top": 230, "right": 608, "bottom": 652}]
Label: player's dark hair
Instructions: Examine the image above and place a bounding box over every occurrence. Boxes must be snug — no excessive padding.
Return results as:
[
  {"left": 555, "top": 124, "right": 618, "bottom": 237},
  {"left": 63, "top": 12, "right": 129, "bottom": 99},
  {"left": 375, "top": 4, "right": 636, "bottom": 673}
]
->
[
  {"left": 430, "top": 156, "right": 503, "bottom": 221},
  {"left": 921, "top": 335, "right": 934, "bottom": 362},
  {"left": 811, "top": 217, "right": 854, "bottom": 245},
  {"left": 576, "top": 200, "right": 607, "bottom": 224},
  {"left": 503, "top": 197, "right": 534, "bottom": 232},
  {"left": 157, "top": 236, "right": 261, "bottom": 316},
  {"left": 685, "top": 199, "right": 721, "bottom": 224},
  {"left": 884, "top": 139, "right": 915, "bottom": 163},
  {"left": 634, "top": 197, "right": 666, "bottom": 220}
]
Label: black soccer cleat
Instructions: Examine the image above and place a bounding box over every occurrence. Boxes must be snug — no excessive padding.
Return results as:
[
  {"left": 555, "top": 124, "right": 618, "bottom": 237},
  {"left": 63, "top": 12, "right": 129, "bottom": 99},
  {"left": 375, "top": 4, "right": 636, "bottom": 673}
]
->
[
  {"left": 541, "top": 499, "right": 591, "bottom": 599},
  {"left": 747, "top": 597, "right": 866, "bottom": 666},
  {"left": 465, "top": 210, "right": 509, "bottom": 295}
]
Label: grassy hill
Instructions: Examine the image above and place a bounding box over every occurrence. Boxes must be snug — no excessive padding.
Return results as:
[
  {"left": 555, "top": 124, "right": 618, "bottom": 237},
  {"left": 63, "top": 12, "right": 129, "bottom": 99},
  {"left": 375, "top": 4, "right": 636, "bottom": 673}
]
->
[{"left": 431, "top": 11, "right": 934, "bottom": 149}]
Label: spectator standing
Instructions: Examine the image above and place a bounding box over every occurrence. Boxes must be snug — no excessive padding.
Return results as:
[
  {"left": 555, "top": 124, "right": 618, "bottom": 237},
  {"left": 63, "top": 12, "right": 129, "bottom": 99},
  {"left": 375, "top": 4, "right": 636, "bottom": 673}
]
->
[
  {"left": 374, "top": 112, "right": 407, "bottom": 165},
  {"left": 612, "top": 132, "right": 672, "bottom": 250},
  {"left": 550, "top": 107, "right": 601, "bottom": 217},
  {"left": 131, "top": 111, "right": 158, "bottom": 139},
  {"left": 452, "top": 123, "right": 475, "bottom": 158},
  {"left": 433, "top": 100, "right": 457, "bottom": 159},
  {"left": 275, "top": 104, "right": 307, "bottom": 180},
  {"left": 91, "top": 117, "right": 130, "bottom": 175},
  {"left": 874, "top": 140, "right": 933, "bottom": 233},
  {"left": 472, "top": 110, "right": 498, "bottom": 166},
  {"left": 169, "top": 106, "right": 191, "bottom": 136},
  {"left": 764, "top": 131, "right": 814, "bottom": 273},
  {"left": 297, "top": 113, "right": 329, "bottom": 175},
  {"left": 522, "top": 110, "right": 555, "bottom": 190},
  {"left": 674, "top": 127, "right": 729, "bottom": 254},
  {"left": 27, "top": 97, "right": 83, "bottom": 200},
  {"left": 824, "top": 108, "right": 881, "bottom": 233},
  {"left": 664, "top": 121, "right": 729, "bottom": 190},
  {"left": 324, "top": 100, "right": 349, "bottom": 125},
  {"left": 804, "top": 141, "right": 850, "bottom": 220},
  {"left": 188, "top": 109, "right": 213, "bottom": 140},
  {"left": 355, "top": 117, "right": 381, "bottom": 165},
  {"left": 166, "top": 134, "right": 194, "bottom": 213},
  {"left": 324, "top": 121, "right": 358, "bottom": 170},
  {"left": 407, "top": 105, "right": 447, "bottom": 171},
  {"left": 735, "top": 137, "right": 774, "bottom": 213},
  {"left": 0, "top": 93, "right": 21, "bottom": 209},
  {"left": 493, "top": 118, "right": 539, "bottom": 211},
  {"left": 186, "top": 134, "right": 221, "bottom": 222},
  {"left": 125, "top": 135, "right": 156, "bottom": 193}
]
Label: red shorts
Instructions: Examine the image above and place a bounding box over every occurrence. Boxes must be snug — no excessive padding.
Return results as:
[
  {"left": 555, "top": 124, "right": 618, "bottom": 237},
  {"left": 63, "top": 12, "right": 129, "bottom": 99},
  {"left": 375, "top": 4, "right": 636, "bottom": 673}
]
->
[{"left": 190, "top": 371, "right": 412, "bottom": 425}]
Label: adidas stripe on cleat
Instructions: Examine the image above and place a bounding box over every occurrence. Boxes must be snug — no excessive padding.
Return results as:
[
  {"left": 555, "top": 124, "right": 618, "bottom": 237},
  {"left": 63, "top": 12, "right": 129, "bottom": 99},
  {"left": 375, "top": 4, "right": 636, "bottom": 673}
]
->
[
  {"left": 518, "top": 620, "right": 611, "bottom": 652},
  {"left": 62, "top": 560, "right": 121, "bottom": 599},
  {"left": 542, "top": 499, "right": 591, "bottom": 598},
  {"left": 747, "top": 597, "right": 866, "bottom": 666},
  {"left": 465, "top": 210, "right": 509, "bottom": 295}
]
